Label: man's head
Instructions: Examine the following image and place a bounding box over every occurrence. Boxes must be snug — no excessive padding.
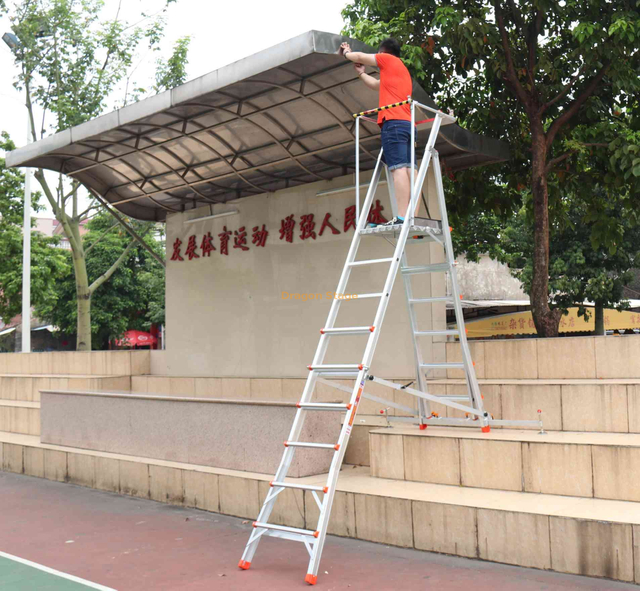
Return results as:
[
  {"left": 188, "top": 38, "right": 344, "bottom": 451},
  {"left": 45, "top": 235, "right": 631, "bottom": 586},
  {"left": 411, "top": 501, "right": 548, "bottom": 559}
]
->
[{"left": 378, "top": 38, "right": 401, "bottom": 57}]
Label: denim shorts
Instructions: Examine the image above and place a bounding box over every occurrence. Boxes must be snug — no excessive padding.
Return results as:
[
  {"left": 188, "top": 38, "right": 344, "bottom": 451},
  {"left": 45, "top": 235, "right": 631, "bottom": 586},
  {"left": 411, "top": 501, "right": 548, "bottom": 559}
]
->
[{"left": 381, "top": 119, "right": 417, "bottom": 171}]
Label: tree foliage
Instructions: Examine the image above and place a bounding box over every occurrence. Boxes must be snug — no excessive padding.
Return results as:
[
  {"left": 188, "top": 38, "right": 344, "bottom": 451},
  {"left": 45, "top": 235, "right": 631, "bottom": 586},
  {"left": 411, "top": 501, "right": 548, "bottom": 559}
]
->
[
  {"left": 35, "top": 212, "right": 165, "bottom": 350},
  {"left": 2, "top": 0, "right": 180, "bottom": 349},
  {"left": 343, "top": 0, "right": 640, "bottom": 336},
  {"left": 0, "top": 132, "right": 68, "bottom": 323}
]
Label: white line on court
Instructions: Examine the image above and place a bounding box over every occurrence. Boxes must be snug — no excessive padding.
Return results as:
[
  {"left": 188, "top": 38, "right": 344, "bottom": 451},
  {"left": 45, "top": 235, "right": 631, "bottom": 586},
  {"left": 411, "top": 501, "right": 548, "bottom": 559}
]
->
[{"left": 0, "top": 551, "right": 117, "bottom": 590}]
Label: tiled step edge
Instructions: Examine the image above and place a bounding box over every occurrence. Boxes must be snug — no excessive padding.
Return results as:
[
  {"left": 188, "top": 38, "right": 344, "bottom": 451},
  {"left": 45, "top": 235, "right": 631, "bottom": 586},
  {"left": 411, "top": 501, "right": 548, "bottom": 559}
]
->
[{"left": 1, "top": 431, "right": 639, "bottom": 584}]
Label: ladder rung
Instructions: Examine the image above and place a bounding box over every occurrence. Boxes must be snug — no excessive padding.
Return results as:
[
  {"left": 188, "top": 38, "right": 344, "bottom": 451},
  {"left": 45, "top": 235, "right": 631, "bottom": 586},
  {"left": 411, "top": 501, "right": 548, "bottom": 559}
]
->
[
  {"left": 284, "top": 441, "right": 339, "bottom": 450},
  {"left": 270, "top": 481, "right": 328, "bottom": 493},
  {"left": 415, "top": 329, "right": 459, "bottom": 337},
  {"left": 420, "top": 362, "right": 464, "bottom": 369},
  {"left": 320, "top": 326, "right": 374, "bottom": 335},
  {"left": 402, "top": 262, "right": 450, "bottom": 275},
  {"left": 308, "top": 364, "right": 363, "bottom": 371},
  {"left": 352, "top": 292, "right": 384, "bottom": 299},
  {"left": 253, "top": 522, "right": 319, "bottom": 538},
  {"left": 409, "top": 296, "right": 453, "bottom": 304},
  {"left": 297, "top": 402, "right": 352, "bottom": 411},
  {"left": 349, "top": 257, "right": 394, "bottom": 267},
  {"left": 433, "top": 396, "right": 469, "bottom": 401}
]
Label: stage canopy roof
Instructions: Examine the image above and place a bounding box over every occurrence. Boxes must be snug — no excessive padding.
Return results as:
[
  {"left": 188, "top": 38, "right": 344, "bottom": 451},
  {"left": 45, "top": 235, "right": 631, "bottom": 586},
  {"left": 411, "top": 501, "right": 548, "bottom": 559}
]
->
[{"left": 6, "top": 31, "right": 509, "bottom": 222}]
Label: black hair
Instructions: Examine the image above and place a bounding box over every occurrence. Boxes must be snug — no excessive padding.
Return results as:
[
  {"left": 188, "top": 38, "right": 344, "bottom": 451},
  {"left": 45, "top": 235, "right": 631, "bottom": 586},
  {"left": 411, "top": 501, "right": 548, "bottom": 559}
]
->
[{"left": 378, "top": 38, "right": 401, "bottom": 57}]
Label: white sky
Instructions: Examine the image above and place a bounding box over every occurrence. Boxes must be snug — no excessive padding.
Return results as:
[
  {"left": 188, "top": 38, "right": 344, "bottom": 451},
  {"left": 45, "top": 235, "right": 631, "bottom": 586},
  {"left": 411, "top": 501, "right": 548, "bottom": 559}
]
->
[{"left": 0, "top": 0, "right": 350, "bottom": 216}]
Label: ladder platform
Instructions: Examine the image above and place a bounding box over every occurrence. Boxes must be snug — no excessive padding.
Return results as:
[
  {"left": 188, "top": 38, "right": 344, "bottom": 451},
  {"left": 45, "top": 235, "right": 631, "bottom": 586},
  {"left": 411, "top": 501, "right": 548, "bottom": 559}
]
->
[
  {"left": 360, "top": 222, "right": 442, "bottom": 240},
  {"left": 402, "top": 262, "right": 451, "bottom": 275}
]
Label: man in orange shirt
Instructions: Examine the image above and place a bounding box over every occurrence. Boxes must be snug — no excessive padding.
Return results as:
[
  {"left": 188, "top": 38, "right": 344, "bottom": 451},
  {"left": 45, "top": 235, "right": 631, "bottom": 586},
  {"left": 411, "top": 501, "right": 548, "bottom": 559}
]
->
[{"left": 340, "top": 38, "right": 415, "bottom": 226}]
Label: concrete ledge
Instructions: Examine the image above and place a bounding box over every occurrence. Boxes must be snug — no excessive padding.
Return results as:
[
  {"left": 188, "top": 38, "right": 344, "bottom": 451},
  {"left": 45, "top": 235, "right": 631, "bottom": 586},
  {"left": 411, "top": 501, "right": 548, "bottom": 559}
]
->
[
  {"left": 40, "top": 390, "right": 341, "bottom": 477},
  {"left": 446, "top": 336, "right": 640, "bottom": 380},
  {"left": 428, "top": 379, "right": 640, "bottom": 433},
  {"left": 370, "top": 427, "right": 640, "bottom": 502},
  {"left": 2, "top": 430, "right": 640, "bottom": 584},
  {"left": 0, "top": 401, "right": 39, "bottom": 435},
  {"left": 0, "top": 351, "right": 149, "bottom": 376},
  {"left": 0, "top": 374, "right": 131, "bottom": 402}
]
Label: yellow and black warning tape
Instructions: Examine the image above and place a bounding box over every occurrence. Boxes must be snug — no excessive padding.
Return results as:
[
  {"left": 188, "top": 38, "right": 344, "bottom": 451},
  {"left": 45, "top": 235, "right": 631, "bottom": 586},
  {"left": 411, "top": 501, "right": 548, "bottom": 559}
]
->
[{"left": 352, "top": 98, "right": 412, "bottom": 118}]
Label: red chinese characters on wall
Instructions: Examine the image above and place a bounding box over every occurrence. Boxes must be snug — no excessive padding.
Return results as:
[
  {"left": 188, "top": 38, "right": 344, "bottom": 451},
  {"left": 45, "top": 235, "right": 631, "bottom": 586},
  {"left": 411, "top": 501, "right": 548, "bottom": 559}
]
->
[
  {"left": 171, "top": 201, "right": 390, "bottom": 262},
  {"left": 218, "top": 226, "right": 231, "bottom": 256},
  {"left": 170, "top": 238, "right": 184, "bottom": 261}
]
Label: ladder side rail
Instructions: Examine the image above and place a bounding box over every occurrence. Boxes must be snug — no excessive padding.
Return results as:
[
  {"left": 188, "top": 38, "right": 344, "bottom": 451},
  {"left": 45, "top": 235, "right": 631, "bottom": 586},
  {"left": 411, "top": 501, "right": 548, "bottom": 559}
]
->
[
  {"left": 431, "top": 151, "right": 486, "bottom": 420},
  {"left": 360, "top": 116, "right": 444, "bottom": 369},
  {"left": 242, "top": 151, "right": 387, "bottom": 567},
  {"left": 307, "top": 368, "right": 369, "bottom": 580},
  {"left": 312, "top": 155, "right": 385, "bottom": 367},
  {"left": 355, "top": 116, "right": 360, "bottom": 222},
  {"left": 385, "top": 166, "right": 429, "bottom": 419}
]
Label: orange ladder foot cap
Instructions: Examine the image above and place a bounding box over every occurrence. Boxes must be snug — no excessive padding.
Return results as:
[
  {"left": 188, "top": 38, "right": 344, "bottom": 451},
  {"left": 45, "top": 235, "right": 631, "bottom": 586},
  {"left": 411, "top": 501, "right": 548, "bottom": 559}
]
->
[
  {"left": 481, "top": 426, "right": 491, "bottom": 433},
  {"left": 419, "top": 424, "right": 427, "bottom": 430},
  {"left": 305, "top": 574, "right": 318, "bottom": 585},
  {"left": 238, "top": 560, "right": 251, "bottom": 570}
]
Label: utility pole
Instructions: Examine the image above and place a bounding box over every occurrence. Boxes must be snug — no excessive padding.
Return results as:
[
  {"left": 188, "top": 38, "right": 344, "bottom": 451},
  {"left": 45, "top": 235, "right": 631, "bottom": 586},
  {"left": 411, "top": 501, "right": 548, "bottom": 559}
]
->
[{"left": 3, "top": 31, "right": 31, "bottom": 352}]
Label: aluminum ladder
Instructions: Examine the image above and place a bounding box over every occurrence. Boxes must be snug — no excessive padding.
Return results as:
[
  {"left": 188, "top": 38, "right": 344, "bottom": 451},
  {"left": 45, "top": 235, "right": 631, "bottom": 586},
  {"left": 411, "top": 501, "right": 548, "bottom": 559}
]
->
[{"left": 238, "top": 98, "right": 538, "bottom": 585}]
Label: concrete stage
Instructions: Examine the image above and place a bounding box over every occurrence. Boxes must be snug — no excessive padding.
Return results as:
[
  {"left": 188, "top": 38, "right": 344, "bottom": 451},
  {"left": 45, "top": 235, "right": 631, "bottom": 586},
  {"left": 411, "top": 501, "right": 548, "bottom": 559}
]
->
[{"left": 2, "top": 470, "right": 637, "bottom": 591}]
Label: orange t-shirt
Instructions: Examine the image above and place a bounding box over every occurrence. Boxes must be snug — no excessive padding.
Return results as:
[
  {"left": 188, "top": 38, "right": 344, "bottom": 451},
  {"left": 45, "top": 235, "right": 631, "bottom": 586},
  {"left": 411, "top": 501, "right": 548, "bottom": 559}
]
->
[{"left": 375, "top": 53, "right": 412, "bottom": 126}]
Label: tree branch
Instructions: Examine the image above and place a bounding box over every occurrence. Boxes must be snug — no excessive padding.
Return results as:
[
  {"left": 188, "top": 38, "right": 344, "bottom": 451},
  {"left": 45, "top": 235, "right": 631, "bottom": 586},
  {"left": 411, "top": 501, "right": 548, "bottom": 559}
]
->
[
  {"left": 494, "top": 2, "right": 531, "bottom": 107},
  {"left": 90, "top": 190, "right": 166, "bottom": 268},
  {"left": 527, "top": 9, "right": 544, "bottom": 77},
  {"left": 541, "top": 63, "right": 589, "bottom": 113},
  {"left": 84, "top": 221, "right": 119, "bottom": 255},
  {"left": 545, "top": 61, "right": 611, "bottom": 149},
  {"left": 506, "top": 0, "right": 525, "bottom": 32},
  {"left": 89, "top": 235, "right": 138, "bottom": 294},
  {"left": 545, "top": 143, "right": 609, "bottom": 174}
]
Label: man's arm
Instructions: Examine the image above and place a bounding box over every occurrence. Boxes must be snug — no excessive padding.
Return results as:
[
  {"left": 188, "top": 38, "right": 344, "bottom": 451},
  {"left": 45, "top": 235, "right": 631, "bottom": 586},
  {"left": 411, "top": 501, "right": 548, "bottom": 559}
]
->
[
  {"left": 354, "top": 63, "right": 380, "bottom": 90},
  {"left": 340, "top": 42, "right": 377, "bottom": 67}
]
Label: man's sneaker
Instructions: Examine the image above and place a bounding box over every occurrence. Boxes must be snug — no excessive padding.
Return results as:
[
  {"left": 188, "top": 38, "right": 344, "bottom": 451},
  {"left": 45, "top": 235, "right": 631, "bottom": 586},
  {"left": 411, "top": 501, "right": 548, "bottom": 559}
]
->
[
  {"left": 383, "top": 216, "right": 404, "bottom": 226},
  {"left": 367, "top": 216, "right": 405, "bottom": 228}
]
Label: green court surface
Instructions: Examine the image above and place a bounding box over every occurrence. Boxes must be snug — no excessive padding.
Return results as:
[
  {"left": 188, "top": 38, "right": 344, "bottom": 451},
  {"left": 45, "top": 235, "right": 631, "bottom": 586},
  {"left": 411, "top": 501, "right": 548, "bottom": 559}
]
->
[{"left": 0, "top": 552, "right": 115, "bottom": 590}]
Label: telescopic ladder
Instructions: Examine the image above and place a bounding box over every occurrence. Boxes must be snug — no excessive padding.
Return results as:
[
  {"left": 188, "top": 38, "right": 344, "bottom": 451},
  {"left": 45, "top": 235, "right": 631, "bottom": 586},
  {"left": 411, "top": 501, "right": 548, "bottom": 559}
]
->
[{"left": 239, "top": 98, "right": 539, "bottom": 585}]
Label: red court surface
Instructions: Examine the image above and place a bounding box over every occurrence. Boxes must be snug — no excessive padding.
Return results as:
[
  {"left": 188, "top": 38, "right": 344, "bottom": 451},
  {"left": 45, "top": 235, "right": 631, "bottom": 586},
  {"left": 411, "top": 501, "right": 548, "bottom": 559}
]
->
[{"left": 0, "top": 471, "right": 635, "bottom": 591}]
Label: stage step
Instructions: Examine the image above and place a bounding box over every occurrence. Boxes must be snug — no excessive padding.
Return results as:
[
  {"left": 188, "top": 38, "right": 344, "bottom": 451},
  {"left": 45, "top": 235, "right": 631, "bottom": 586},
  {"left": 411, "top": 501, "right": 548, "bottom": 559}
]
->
[
  {"left": 0, "top": 374, "right": 131, "bottom": 402},
  {"left": 370, "top": 427, "right": 640, "bottom": 502},
  {"left": 0, "top": 401, "right": 40, "bottom": 435},
  {"left": 1, "top": 430, "right": 640, "bottom": 584}
]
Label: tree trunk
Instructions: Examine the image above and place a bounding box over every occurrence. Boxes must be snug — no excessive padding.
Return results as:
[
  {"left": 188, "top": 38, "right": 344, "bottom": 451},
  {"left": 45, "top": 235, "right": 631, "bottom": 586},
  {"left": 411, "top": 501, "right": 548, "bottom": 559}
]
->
[
  {"left": 594, "top": 305, "right": 605, "bottom": 336},
  {"left": 529, "top": 123, "right": 561, "bottom": 337},
  {"left": 70, "top": 236, "right": 92, "bottom": 351}
]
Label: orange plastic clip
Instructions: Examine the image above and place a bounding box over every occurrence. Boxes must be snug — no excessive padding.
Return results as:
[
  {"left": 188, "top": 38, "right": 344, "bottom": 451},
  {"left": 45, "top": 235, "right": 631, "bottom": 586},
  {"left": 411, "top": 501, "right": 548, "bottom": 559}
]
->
[
  {"left": 305, "top": 574, "right": 318, "bottom": 585},
  {"left": 238, "top": 560, "right": 251, "bottom": 570}
]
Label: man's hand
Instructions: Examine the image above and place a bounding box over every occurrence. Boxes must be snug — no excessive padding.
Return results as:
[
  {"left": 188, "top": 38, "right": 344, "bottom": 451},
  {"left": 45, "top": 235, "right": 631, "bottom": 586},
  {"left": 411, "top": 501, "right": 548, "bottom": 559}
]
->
[
  {"left": 354, "top": 63, "right": 365, "bottom": 75},
  {"left": 339, "top": 42, "right": 352, "bottom": 57}
]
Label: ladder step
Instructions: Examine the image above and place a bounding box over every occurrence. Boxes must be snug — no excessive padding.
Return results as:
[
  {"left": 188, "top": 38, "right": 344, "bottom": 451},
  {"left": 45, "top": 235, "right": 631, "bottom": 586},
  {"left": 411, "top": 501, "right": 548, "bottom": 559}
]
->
[
  {"left": 434, "top": 396, "right": 469, "bottom": 401},
  {"left": 297, "top": 402, "right": 352, "bottom": 411},
  {"left": 415, "top": 329, "right": 459, "bottom": 337},
  {"left": 308, "top": 363, "right": 363, "bottom": 372},
  {"left": 420, "top": 362, "right": 464, "bottom": 369},
  {"left": 409, "top": 296, "right": 453, "bottom": 304},
  {"left": 352, "top": 292, "right": 384, "bottom": 299},
  {"left": 284, "top": 441, "right": 339, "bottom": 450},
  {"left": 253, "top": 522, "right": 319, "bottom": 538},
  {"left": 349, "top": 257, "right": 394, "bottom": 267},
  {"left": 270, "top": 481, "right": 329, "bottom": 493},
  {"left": 402, "top": 262, "right": 450, "bottom": 275},
  {"left": 320, "top": 326, "right": 375, "bottom": 336}
]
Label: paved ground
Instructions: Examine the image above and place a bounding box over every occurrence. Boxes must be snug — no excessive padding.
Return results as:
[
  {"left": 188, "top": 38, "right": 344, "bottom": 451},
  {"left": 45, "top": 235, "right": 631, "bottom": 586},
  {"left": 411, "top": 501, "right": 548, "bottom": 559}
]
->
[{"left": 0, "top": 471, "right": 636, "bottom": 591}]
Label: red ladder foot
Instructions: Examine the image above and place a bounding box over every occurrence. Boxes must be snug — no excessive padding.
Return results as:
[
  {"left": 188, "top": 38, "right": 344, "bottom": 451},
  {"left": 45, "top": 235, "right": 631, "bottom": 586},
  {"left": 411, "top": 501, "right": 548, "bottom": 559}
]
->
[
  {"left": 238, "top": 560, "right": 251, "bottom": 570},
  {"left": 419, "top": 424, "right": 427, "bottom": 430},
  {"left": 305, "top": 574, "right": 318, "bottom": 585},
  {"left": 481, "top": 426, "right": 490, "bottom": 433}
]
